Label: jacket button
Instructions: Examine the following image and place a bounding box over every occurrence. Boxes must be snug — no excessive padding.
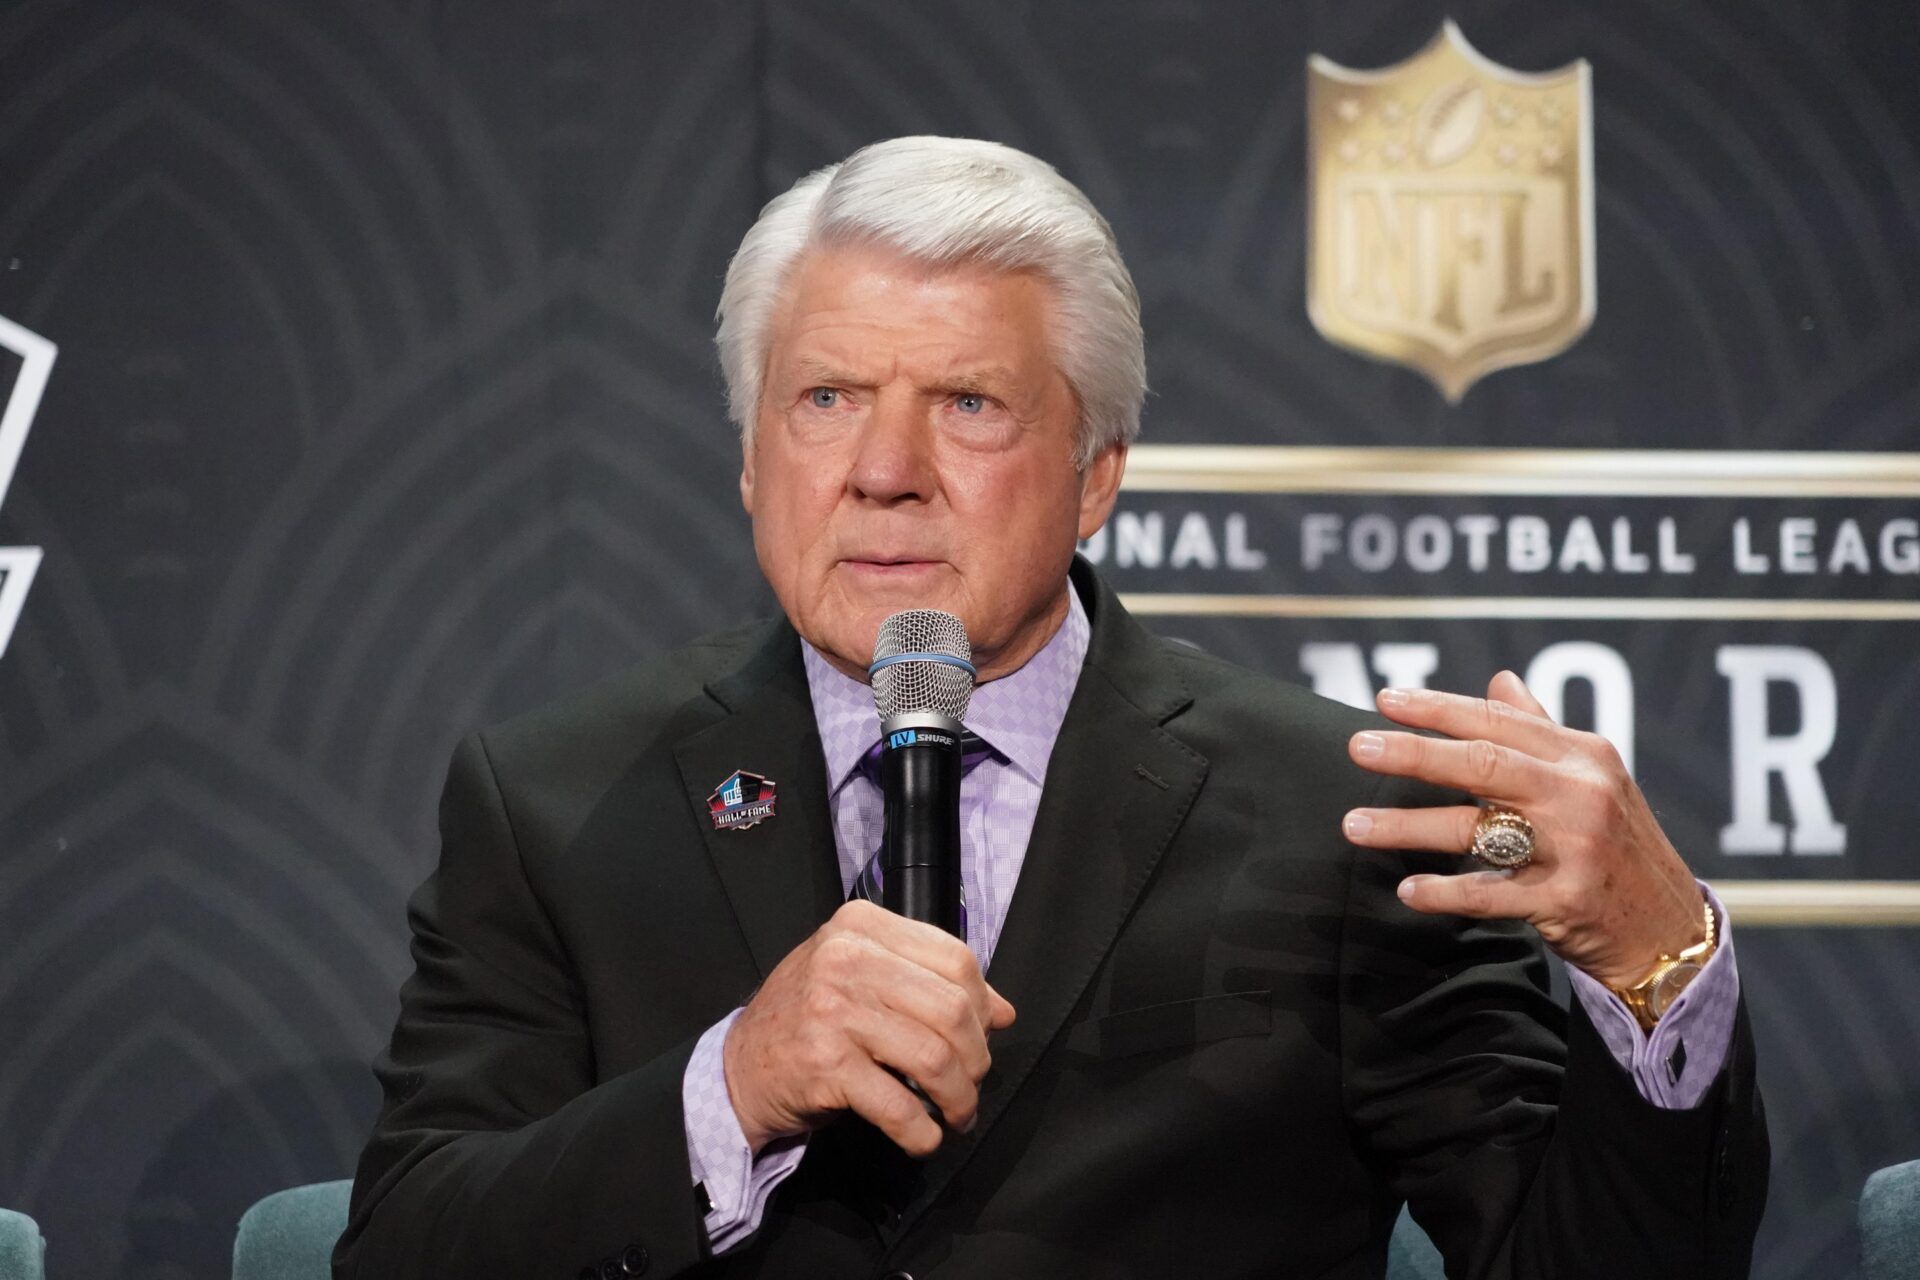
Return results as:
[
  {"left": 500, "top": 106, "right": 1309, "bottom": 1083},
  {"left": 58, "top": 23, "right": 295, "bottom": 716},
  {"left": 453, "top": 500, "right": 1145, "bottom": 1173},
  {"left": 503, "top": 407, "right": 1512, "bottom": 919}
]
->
[
  {"left": 621, "top": 1245, "right": 650, "bottom": 1275},
  {"left": 599, "top": 1261, "right": 624, "bottom": 1280},
  {"left": 882, "top": 1272, "right": 914, "bottom": 1280}
]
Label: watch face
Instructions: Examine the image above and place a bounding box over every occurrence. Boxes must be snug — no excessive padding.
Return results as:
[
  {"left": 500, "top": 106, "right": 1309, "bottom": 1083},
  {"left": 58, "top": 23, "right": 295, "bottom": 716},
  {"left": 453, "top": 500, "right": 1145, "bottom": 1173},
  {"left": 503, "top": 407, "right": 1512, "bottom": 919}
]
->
[{"left": 1650, "top": 960, "right": 1705, "bottom": 1018}]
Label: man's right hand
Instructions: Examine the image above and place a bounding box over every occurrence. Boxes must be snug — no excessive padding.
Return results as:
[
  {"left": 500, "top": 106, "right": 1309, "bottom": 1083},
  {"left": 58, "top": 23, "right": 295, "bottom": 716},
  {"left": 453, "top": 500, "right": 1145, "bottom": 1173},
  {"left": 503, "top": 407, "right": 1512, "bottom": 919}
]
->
[{"left": 722, "top": 899, "right": 1017, "bottom": 1158}]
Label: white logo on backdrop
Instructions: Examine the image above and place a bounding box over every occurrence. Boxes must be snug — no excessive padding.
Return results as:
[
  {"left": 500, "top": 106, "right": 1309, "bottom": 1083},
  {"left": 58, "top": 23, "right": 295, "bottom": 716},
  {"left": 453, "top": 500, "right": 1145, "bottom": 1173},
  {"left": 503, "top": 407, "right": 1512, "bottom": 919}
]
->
[{"left": 0, "top": 313, "right": 56, "bottom": 662}]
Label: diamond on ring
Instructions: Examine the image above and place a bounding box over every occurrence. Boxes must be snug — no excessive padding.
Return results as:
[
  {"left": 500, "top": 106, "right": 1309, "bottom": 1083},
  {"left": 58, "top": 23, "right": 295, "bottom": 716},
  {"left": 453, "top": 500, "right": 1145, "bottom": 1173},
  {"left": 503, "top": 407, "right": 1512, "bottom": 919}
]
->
[{"left": 1470, "top": 806, "right": 1534, "bottom": 869}]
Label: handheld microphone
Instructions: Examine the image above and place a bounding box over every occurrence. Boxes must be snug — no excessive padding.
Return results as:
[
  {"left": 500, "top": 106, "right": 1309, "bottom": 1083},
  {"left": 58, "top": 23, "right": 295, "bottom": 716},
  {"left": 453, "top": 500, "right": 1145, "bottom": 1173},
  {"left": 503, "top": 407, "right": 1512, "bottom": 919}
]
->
[{"left": 868, "top": 609, "right": 975, "bottom": 940}]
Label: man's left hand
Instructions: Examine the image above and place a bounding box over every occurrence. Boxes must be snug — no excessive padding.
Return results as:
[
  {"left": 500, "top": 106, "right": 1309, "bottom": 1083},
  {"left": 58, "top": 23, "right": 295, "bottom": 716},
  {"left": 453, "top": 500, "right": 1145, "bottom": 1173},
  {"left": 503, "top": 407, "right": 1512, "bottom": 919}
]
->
[{"left": 1341, "top": 669, "right": 1707, "bottom": 989}]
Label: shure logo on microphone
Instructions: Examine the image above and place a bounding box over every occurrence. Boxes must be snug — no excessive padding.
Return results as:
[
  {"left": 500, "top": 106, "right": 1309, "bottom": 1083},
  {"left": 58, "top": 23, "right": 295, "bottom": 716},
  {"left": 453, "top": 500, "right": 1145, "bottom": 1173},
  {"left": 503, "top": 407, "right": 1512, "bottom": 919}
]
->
[
  {"left": 888, "top": 729, "right": 956, "bottom": 750},
  {"left": 0, "top": 314, "right": 55, "bottom": 663}
]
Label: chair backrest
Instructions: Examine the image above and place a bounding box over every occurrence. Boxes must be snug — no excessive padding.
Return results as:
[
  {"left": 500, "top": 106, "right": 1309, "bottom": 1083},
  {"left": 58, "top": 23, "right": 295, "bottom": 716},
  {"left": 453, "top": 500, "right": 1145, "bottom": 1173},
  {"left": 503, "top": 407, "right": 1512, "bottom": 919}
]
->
[
  {"left": 0, "top": 1209, "right": 45, "bottom": 1280},
  {"left": 1863, "top": 1158, "right": 1920, "bottom": 1280},
  {"left": 1388, "top": 1204, "right": 1445, "bottom": 1280},
  {"left": 233, "top": 1180, "right": 352, "bottom": 1280}
]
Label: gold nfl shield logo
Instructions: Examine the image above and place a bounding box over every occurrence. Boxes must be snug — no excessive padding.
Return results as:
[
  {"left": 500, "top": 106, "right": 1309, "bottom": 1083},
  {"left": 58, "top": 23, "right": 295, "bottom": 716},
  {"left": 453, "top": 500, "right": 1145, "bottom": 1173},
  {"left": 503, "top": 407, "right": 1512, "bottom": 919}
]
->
[{"left": 1307, "top": 21, "right": 1593, "bottom": 402}]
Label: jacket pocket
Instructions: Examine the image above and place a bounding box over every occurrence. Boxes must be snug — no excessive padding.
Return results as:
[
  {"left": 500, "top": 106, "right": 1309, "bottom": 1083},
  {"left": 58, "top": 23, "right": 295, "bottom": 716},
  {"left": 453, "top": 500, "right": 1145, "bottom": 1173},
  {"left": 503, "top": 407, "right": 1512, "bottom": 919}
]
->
[{"left": 1064, "top": 990, "right": 1272, "bottom": 1061}]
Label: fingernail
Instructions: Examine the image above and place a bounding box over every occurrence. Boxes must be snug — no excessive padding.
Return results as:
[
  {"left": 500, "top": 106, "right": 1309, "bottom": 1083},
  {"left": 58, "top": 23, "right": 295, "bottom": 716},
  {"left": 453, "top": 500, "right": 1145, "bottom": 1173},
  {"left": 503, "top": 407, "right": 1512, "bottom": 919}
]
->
[
  {"left": 1353, "top": 732, "right": 1385, "bottom": 760},
  {"left": 1344, "top": 811, "right": 1373, "bottom": 839},
  {"left": 1379, "top": 687, "right": 1410, "bottom": 708},
  {"left": 1396, "top": 877, "right": 1418, "bottom": 902}
]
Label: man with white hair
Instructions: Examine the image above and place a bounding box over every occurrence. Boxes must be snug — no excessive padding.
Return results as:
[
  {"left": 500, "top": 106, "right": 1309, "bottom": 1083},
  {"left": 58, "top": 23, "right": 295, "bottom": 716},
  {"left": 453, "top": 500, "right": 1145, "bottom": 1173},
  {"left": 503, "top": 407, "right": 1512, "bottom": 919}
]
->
[{"left": 338, "top": 137, "right": 1766, "bottom": 1279}]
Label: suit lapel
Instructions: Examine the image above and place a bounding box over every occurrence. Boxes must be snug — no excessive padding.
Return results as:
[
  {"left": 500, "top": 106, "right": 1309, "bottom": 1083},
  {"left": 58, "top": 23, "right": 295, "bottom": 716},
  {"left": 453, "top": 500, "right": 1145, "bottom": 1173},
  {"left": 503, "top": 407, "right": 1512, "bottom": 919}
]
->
[
  {"left": 890, "top": 562, "right": 1209, "bottom": 1236},
  {"left": 673, "top": 620, "right": 844, "bottom": 981}
]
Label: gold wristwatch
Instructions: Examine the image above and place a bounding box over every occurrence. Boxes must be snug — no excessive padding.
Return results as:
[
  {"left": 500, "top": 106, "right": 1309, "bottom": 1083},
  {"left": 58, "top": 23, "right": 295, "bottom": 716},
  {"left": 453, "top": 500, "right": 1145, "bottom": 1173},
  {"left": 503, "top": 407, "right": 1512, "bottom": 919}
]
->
[{"left": 1612, "top": 897, "right": 1718, "bottom": 1033}]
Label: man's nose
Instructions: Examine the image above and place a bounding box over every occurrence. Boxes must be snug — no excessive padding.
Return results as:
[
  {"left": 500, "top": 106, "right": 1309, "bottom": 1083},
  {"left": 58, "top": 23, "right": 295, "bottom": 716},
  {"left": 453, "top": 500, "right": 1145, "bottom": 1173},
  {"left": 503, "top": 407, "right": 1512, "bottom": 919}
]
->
[{"left": 847, "top": 394, "right": 935, "bottom": 503}]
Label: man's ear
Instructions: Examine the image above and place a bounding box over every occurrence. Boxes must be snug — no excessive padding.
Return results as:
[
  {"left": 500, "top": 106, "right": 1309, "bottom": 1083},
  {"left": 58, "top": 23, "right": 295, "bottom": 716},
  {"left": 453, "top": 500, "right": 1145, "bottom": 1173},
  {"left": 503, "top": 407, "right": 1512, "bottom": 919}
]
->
[
  {"left": 739, "top": 433, "right": 756, "bottom": 514},
  {"left": 1076, "top": 442, "right": 1128, "bottom": 540}
]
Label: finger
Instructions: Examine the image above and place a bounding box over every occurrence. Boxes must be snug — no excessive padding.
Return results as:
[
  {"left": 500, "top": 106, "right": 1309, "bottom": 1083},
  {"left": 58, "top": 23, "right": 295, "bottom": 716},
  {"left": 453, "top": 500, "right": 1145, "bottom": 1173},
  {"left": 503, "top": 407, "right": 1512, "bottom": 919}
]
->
[
  {"left": 839, "top": 1057, "right": 946, "bottom": 1158},
  {"left": 1397, "top": 869, "right": 1532, "bottom": 920},
  {"left": 811, "top": 930, "right": 996, "bottom": 1079},
  {"left": 986, "top": 985, "right": 1017, "bottom": 1030},
  {"left": 1348, "top": 730, "right": 1555, "bottom": 801},
  {"left": 1374, "top": 685, "right": 1568, "bottom": 759},
  {"left": 868, "top": 966, "right": 994, "bottom": 1081},
  {"left": 1488, "top": 669, "right": 1553, "bottom": 721},
  {"left": 838, "top": 900, "right": 1002, "bottom": 1026},
  {"left": 1342, "top": 805, "right": 1482, "bottom": 853},
  {"left": 847, "top": 1005, "right": 981, "bottom": 1134}
]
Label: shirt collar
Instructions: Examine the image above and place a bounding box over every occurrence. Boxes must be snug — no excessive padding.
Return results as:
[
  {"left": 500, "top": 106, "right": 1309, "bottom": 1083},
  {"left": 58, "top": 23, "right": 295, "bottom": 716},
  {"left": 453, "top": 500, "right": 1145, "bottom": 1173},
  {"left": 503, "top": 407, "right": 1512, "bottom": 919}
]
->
[{"left": 802, "top": 587, "right": 1091, "bottom": 793}]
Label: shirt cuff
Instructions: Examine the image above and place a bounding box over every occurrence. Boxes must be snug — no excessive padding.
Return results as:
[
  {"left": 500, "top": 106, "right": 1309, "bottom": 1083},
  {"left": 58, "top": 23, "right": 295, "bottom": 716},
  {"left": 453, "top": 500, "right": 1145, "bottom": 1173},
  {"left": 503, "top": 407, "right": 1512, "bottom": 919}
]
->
[
  {"left": 681, "top": 1008, "right": 810, "bottom": 1253},
  {"left": 1565, "top": 881, "right": 1741, "bottom": 1110}
]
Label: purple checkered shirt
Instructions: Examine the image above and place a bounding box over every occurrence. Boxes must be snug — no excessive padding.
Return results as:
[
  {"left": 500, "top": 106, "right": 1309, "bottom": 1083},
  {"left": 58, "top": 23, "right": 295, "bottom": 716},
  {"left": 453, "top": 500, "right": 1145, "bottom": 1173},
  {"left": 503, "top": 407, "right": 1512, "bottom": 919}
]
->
[{"left": 680, "top": 588, "right": 1741, "bottom": 1252}]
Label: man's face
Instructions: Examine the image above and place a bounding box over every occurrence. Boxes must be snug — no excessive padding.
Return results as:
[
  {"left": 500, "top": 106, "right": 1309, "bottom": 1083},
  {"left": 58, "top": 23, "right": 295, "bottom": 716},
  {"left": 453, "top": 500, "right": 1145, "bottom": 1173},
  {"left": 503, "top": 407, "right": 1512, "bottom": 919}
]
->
[{"left": 741, "top": 241, "right": 1125, "bottom": 682}]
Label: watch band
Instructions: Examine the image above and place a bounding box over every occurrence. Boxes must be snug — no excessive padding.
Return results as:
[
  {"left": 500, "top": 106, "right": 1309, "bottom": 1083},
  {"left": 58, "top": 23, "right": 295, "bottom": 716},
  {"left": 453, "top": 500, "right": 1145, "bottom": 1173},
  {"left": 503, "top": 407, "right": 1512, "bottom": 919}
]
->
[{"left": 1613, "top": 896, "right": 1717, "bottom": 1033}]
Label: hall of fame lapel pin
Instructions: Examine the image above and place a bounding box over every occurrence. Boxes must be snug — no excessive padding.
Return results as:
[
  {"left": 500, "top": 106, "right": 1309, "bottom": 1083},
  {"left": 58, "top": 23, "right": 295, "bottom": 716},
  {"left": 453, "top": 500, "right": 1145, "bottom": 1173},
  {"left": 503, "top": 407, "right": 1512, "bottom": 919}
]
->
[{"left": 707, "top": 769, "right": 778, "bottom": 831}]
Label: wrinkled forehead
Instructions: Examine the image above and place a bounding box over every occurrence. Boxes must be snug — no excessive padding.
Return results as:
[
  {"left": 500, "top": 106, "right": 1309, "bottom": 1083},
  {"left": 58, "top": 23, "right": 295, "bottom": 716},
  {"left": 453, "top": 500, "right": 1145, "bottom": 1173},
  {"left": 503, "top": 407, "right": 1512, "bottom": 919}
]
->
[{"left": 762, "top": 240, "right": 1068, "bottom": 380}]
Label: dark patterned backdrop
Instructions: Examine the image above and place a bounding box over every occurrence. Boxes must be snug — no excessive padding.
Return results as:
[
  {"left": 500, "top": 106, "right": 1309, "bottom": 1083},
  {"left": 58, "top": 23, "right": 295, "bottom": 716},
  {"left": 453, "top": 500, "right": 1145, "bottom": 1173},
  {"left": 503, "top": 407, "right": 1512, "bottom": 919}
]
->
[{"left": 0, "top": 2, "right": 1915, "bottom": 1277}]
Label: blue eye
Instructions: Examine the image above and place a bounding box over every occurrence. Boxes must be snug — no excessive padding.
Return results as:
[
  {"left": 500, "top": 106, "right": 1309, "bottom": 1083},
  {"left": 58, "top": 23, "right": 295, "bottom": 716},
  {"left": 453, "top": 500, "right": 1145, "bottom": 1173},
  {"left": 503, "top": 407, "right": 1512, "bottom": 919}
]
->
[
  {"left": 809, "top": 387, "right": 839, "bottom": 409},
  {"left": 955, "top": 393, "right": 985, "bottom": 414}
]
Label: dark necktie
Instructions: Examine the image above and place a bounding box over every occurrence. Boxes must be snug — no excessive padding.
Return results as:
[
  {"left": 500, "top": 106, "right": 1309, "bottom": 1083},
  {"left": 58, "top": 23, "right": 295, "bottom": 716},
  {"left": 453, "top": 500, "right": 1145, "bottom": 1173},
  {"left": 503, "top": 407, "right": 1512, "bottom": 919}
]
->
[{"left": 848, "top": 731, "right": 998, "bottom": 941}]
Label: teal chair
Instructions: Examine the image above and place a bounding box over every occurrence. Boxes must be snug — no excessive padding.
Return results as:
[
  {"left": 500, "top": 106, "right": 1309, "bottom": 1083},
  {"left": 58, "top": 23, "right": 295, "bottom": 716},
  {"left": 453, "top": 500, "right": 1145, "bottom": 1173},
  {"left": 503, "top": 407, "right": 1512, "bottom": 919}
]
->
[
  {"left": 1863, "top": 1158, "right": 1920, "bottom": 1280},
  {"left": 234, "top": 1181, "right": 351, "bottom": 1280},
  {"left": 1390, "top": 1204, "right": 1446, "bottom": 1280},
  {"left": 237, "top": 1179, "right": 1445, "bottom": 1279},
  {"left": 0, "top": 1209, "right": 45, "bottom": 1280}
]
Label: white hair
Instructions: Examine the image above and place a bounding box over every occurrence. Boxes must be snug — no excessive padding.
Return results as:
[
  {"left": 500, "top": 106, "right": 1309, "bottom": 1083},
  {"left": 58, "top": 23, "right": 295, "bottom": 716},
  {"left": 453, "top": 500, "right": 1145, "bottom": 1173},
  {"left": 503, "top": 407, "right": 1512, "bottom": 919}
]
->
[{"left": 714, "top": 136, "right": 1145, "bottom": 468}]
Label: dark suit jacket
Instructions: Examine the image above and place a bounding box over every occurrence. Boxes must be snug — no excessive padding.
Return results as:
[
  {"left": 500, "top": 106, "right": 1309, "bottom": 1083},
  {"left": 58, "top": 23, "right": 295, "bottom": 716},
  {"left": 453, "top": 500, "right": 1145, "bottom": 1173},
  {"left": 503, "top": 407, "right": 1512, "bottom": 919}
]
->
[{"left": 337, "top": 559, "right": 1767, "bottom": 1279}]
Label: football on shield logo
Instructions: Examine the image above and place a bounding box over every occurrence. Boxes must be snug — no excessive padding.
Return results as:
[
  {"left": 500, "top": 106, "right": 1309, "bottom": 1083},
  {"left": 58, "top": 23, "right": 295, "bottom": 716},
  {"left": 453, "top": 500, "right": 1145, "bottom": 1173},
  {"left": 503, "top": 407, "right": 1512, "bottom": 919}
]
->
[{"left": 708, "top": 770, "right": 778, "bottom": 831}]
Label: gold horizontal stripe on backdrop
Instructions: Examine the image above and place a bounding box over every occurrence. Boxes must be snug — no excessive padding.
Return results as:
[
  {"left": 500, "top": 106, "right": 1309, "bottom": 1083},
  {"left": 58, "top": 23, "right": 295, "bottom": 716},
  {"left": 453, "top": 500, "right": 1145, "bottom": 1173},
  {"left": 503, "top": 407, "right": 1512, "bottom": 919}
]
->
[
  {"left": 1120, "top": 444, "right": 1920, "bottom": 497},
  {"left": 1709, "top": 882, "right": 1920, "bottom": 927},
  {"left": 1120, "top": 595, "right": 1920, "bottom": 621}
]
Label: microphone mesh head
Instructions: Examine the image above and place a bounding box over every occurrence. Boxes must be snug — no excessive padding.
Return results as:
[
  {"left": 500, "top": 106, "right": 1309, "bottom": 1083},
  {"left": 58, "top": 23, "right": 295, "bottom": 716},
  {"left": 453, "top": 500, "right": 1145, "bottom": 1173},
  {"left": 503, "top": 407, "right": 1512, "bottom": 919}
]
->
[{"left": 871, "top": 609, "right": 974, "bottom": 721}]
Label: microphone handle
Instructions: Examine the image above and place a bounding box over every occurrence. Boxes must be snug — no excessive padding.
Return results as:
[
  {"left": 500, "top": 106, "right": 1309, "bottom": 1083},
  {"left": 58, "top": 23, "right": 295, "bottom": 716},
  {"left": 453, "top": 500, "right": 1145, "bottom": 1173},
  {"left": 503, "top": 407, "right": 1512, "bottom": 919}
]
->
[
  {"left": 877, "top": 721, "right": 965, "bottom": 938},
  {"left": 876, "top": 717, "right": 966, "bottom": 1122}
]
